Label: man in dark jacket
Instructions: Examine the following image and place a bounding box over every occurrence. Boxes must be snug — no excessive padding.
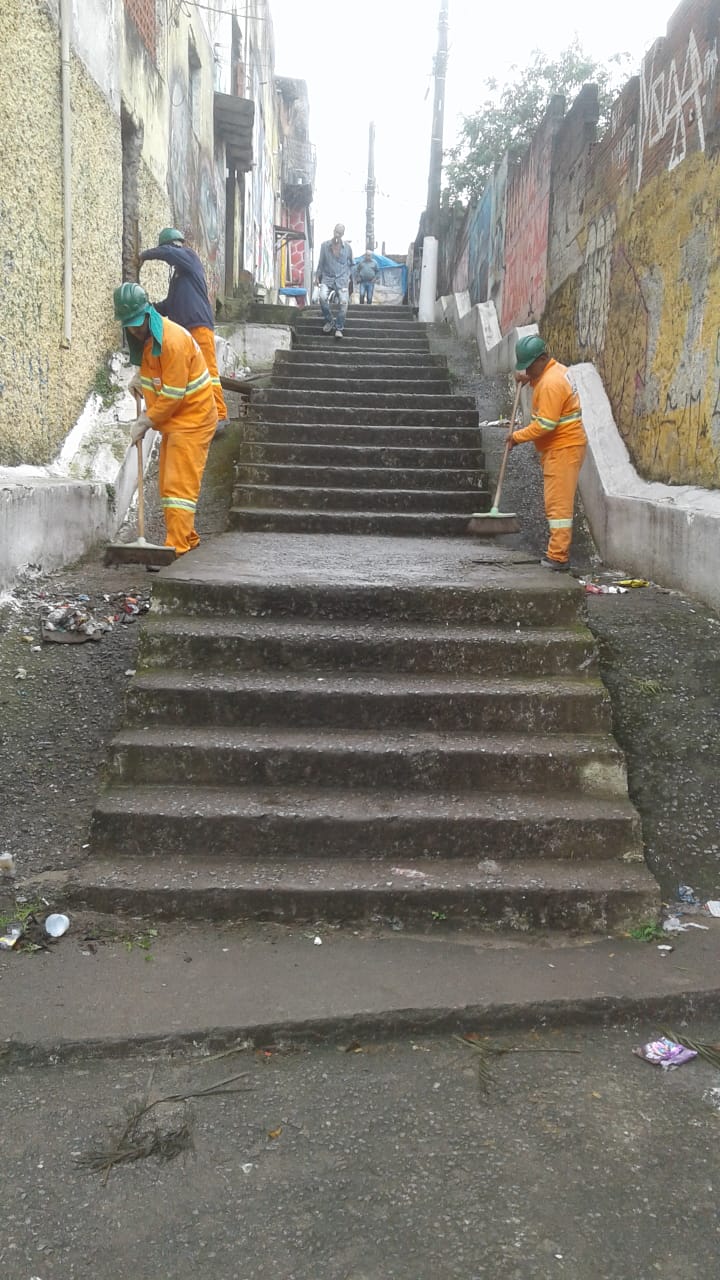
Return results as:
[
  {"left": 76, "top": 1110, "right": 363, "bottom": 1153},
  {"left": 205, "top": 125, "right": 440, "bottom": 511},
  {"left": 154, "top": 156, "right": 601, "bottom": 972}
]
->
[{"left": 139, "top": 228, "right": 229, "bottom": 432}]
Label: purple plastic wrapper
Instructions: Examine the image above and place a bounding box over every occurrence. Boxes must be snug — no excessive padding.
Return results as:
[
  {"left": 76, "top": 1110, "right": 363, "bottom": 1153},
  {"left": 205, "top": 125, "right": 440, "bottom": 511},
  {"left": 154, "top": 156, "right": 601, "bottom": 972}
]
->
[{"left": 633, "top": 1037, "right": 698, "bottom": 1069}]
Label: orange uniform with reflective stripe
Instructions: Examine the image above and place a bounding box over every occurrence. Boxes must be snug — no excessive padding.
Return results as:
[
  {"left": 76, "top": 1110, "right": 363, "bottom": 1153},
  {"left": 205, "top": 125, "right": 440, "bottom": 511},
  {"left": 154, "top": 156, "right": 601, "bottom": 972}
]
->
[
  {"left": 191, "top": 324, "right": 228, "bottom": 421},
  {"left": 512, "top": 358, "right": 587, "bottom": 565},
  {"left": 139, "top": 317, "right": 218, "bottom": 555}
]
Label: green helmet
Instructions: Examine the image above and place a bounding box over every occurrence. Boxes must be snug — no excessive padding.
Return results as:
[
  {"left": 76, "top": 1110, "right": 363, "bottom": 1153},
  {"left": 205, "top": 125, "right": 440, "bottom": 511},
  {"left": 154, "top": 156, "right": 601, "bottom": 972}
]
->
[
  {"left": 113, "top": 281, "right": 149, "bottom": 327},
  {"left": 158, "top": 227, "right": 185, "bottom": 245},
  {"left": 515, "top": 334, "right": 547, "bottom": 371}
]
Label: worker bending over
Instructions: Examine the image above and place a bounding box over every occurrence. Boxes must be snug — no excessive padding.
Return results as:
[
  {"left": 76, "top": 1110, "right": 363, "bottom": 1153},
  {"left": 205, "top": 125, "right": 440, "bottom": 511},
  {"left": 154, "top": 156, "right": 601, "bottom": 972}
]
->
[
  {"left": 114, "top": 282, "right": 217, "bottom": 556},
  {"left": 139, "top": 227, "right": 229, "bottom": 434},
  {"left": 508, "top": 335, "right": 587, "bottom": 571}
]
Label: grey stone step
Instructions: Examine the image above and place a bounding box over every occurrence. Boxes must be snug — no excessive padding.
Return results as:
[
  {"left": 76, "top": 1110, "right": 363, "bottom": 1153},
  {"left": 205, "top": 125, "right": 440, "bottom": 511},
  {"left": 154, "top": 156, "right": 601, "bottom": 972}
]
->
[
  {"left": 269, "top": 376, "right": 451, "bottom": 394},
  {"left": 253, "top": 389, "right": 474, "bottom": 411},
  {"left": 228, "top": 508, "right": 500, "bottom": 537},
  {"left": 246, "top": 422, "right": 481, "bottom": 447},
  {"left": 151, "top": 544, "right": 581, "bottom": 627},
  {"left": 65, "top": 855, "right": 660, "bottom": 932},
  {"left": 237, "top": 442, "right": 485, "bottom": 469},
  {"left": 251, "top": 405, "right": 478, "bottom": 426},
  {"left": 139, "top": 616, "right": 596, "bottom": 678},
  {"left": 275, "top": 350, "right": 447, "bottom": 369},
  {"left": 108, "top": 727, "right": 627, "bottom": 796},
  {"left": 294, "top": 336, "right": 430, "bottom": 351},
  {"left": 125, "top": 671, "right": 610, "bottom": 733},
  {"left": 90, "top": 784, "right": 641, "bottom": 863},
  {"left": 235, "top": 464, "right": 484, "bottom": 492},
  {"left": 232, "top": 484, "right": 485, "bottom": 514},
  {"left": 271, "top": 360, "right": 449, "bottom": 380},
  {"left": 296, "top": 322, "right": 425, "bottom": 338}
]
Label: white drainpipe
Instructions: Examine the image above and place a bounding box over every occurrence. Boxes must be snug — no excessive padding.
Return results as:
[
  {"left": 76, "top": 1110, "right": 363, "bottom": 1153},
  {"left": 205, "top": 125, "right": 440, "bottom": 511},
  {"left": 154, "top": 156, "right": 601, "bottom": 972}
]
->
[{"left": 60, "top": 0, "right": 72, "bottom": 346}]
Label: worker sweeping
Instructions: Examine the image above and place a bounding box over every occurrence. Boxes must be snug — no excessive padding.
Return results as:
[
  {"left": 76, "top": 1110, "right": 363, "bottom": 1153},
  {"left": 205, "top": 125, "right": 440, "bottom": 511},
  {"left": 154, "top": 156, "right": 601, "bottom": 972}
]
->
[
  {"left": 508, "top": 335, "right": 587, "bottom": 572},
  {"left": 113, "top": 281, "right": 217, "bottom": 556},
  {"left": 138, "top": 228, "right": 229, "bottom": 435}
]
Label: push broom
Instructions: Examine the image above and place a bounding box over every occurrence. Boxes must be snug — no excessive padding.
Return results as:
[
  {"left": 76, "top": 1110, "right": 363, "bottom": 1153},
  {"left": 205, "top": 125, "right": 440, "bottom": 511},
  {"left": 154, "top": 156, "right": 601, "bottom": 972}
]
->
[
  {"left": 467, "top": 378, "right": 522, "bottom": 536},
  {"left": 104, "top": 391, "right": 176, "bottom": 569}
]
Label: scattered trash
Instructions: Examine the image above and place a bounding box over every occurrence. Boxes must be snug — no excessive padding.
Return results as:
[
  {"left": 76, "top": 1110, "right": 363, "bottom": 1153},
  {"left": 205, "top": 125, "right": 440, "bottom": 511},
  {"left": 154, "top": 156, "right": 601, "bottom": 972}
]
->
[
  {"left": 241, "top": 1162, "right": 254, "bottom": 1174},
  {"left": 14, "top": 667, "right": 27, "bottom": 680},
  {"left": 657, "top": 944, "right": 673, "bottom": 956},
  {"left": 684, "top": 922, "right": 710, "bottom": 931},
  {"left": 0, "top": 853, "right": 15, "bottom": 877},
  {"left": 391, "top": 867, "right": 427, "bottom": 879},
  {"left": 662, "top": 915, "right": 683, "bottom": 932},
  {"left": 678, "top": 884, "right": 700, "bottom": 905},
  {"left": 313, "top": 935, "right": 322, "bottom": 946},
  {"left": 661, "top": 1028, "right": 720, "bottom": 1071},
  {"left": 0, "top": 923, "right": 24, "bottom": 950},
  {"left": 40, "top": 590, "right": 151, "bottom": 644},
  {"left": 617, "top": 579, "right": 649, "bottom": 588},
  {"left": 704, "top": 1087, "right": 720, "bottom": 1112},
  {"left": 267, "top": 1126, "right": 282, "bottom": 1140},
  {"left": 44, "top": 912, "right": 70, "bottom": 938},
  {"left": 581, "top": 580, "right": 628, "bottom": 595},
  {"left": 707, "top": 901, "right": 720, "bottom": 917},
  {"left": 633, "top": 1037, "right": 697, "bottom": 1069},
  {"left": 125, "top": 669, "right": 137, "bottom": 677}
]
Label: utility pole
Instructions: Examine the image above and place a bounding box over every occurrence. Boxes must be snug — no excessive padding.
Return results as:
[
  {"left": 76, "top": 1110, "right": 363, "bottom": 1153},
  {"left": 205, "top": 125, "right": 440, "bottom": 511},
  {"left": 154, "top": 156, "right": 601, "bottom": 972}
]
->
[
  {"left": 365, "top": 121, "right": 376, "bottom": 251},
  {"left": 419, "top": 0, "right": 448, "bottom": 320}
]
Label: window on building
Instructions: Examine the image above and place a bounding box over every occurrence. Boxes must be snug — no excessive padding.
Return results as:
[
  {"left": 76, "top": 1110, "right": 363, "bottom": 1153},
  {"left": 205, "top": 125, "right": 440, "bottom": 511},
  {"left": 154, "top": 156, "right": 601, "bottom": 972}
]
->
[{"left": 124, "top": 0, "right": 157, "bottom": 60}]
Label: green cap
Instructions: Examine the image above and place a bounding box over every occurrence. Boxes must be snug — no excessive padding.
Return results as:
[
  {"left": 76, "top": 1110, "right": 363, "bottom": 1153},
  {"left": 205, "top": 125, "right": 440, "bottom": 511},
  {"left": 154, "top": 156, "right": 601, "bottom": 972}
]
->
[
  {"left": 113, "top": 281, "right": 149, "bottom": 328},
  {"left": 515, "top": 334, "right": 547, "bottom": 371},
  {"left": 158, "top": 227, "right": 185, "bottom": 245}
]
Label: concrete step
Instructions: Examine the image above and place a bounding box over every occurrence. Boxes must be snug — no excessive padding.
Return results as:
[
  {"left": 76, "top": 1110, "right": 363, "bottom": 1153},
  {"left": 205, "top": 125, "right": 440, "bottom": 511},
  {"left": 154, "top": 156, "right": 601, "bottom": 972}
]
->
[
  {"left": 296, "top": 322, "right": 425, "bottom": 338},
  {"left": 90, "top": 784, "right": 641, "bottom": 864},
  {"left": 251, "top": 405, "right": 478, "bottom": 426},
  {"left": 65, "top": 855, "right": 660, "bottom": 932},
  {"left": 108, "top": 727, "right": 628, "bottom": 796},
  {"left": 270, "top": 360, "right": 449, "bottom": 380},
  {"left": 294, "top": 336, "right": 430, "bottom": 351},
  {"left": 232, "top": 484, "right": 486, "bottom": 514},
  {"left": 237, "top": 442, "right": 485, "bottom": 470},
  {"left": 228, "top": 508, "right": 501, "bottom": 537},
  {"left": 245, "top": 422, "right": 482, "bottom": 447},
  {"left": 274, "top": 350, "right": 447, "bottom": 369},
  {"left": 307, "top": 305, "right": 417, "bottom": 317},
  {"left": 252, "top": 390, "right": 474, "bottom": 411},
  {"left": 235, "top": 464, "right": 484, "bottom": 492},
  {"left": 124, "top": 672, "right": 611, "bottom": 733},
  {"left": 269, "top": 376, "right": 451, "bottom": 394},
  {"left": 139, "top": 616, "right": 597, "bottom": 678}
]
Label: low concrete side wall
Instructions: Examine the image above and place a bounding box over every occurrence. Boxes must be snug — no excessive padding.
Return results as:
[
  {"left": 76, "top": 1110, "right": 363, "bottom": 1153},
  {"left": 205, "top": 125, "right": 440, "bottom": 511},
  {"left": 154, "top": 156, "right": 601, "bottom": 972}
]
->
[
  {"left": 0, "top": 473, "right": 113, "bottom": 589},
  {"left": 437, "top": 291, "right": 720, "bottom": 612},
  {"left": 216, "top": 323, "right": 292, "bottom": 373},
  {"left": 573, "top": 364, "right": 720, "bottom": 612}
]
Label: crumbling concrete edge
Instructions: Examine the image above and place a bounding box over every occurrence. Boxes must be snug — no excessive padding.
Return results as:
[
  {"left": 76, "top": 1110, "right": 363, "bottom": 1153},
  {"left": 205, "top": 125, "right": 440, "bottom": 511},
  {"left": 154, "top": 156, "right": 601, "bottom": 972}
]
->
[
  {"left": 436, "top": 293, "right": 720, "bottom": 614},
  {"left": 3, "top": 987, "right": 720, "bottom": 1067}
]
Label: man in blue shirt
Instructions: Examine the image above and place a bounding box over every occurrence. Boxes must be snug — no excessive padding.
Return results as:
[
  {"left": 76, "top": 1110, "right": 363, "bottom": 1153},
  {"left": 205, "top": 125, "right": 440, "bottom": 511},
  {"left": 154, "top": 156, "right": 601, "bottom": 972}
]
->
[
  {"left": 315, "top": 223, "right": 353, "bottom": 339},
  {"left": 139, "top": 228, "right": 229, "bottom": 432},
  {"left": 356, "top": 251, "right": 379, "bottom": 304}
]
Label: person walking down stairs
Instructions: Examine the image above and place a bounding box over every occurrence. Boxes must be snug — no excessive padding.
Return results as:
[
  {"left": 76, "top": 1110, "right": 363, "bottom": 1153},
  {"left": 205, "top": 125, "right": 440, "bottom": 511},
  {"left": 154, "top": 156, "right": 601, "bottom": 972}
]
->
[{"left": 316, "top": 223, "right": 354, "bottom": 338}]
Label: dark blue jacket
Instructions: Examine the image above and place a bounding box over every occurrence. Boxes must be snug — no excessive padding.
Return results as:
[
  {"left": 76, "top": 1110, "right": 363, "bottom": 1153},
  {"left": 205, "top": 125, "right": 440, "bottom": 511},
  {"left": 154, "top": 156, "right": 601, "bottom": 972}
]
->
[{"left": 139, "top": 244, "right": 215, "bottom": 331}]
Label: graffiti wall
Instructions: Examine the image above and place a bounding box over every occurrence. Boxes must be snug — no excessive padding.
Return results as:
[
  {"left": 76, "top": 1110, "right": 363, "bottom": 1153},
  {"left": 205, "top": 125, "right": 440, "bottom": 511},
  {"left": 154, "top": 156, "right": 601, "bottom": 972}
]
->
[{"left": 437, "top": 0, "right": 720, "bottom": 489}]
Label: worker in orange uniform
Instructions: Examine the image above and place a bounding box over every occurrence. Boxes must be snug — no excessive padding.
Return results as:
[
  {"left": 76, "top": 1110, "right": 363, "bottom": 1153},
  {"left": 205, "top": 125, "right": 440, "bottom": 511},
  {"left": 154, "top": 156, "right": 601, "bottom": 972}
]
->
[
  {"left": 113, "top": 282, "right": 218, "bottom": 555},
  {"left": 139, "top": 228, "right": 229, "bottom": 435},
  {"left": 508, "top": 335, "right": 587, "bottom": 572}
]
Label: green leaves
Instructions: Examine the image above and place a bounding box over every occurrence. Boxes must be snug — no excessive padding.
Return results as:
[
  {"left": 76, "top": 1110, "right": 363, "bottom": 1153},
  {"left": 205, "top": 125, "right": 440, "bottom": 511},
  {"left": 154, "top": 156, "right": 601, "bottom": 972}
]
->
[{"left": 445, "top": 40, "right": 632, "bottom": 203}]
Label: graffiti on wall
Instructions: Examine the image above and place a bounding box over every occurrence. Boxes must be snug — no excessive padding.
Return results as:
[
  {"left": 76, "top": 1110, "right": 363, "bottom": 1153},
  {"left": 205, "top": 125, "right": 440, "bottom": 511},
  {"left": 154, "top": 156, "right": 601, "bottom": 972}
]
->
[
  {"left": 577, "top": 208, "right": 616, "bottom": 353},
  {"left": 501, "top": 122, "right": 555, "bottom": 330},
  {"left": 168, "top": 70, "right": 224, "bottom": 299},
  {"left": 637, "top": 28, "right": 719, "bottom": 189}
]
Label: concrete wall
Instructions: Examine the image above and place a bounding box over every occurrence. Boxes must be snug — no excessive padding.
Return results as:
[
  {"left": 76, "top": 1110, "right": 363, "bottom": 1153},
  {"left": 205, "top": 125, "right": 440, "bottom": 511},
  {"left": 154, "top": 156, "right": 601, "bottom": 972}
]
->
[{"left": 435, "top": 0, "right": 720, "bottom": 494}]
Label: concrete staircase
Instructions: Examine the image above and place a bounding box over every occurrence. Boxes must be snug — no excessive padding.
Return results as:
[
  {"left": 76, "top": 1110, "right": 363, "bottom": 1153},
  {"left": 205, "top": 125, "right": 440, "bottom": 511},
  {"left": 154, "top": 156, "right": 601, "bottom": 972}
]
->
[
  {"left": 229, "top": 306, "right": 487, "bottom": 536},
  {"left": 75, "top": 306, "right": 660, "bottom": 931}
]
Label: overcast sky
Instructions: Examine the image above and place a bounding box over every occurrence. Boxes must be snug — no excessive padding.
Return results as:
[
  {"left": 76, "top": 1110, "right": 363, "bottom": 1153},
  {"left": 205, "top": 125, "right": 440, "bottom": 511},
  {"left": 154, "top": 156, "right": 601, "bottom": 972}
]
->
[{"left": 269, "top": 0, "right": 673, "bottom": 257}]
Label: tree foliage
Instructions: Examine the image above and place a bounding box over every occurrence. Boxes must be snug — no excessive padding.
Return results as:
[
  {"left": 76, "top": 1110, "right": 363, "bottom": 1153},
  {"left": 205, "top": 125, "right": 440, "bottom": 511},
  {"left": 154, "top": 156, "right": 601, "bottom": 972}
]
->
[{"left": 445, "top": 40, "right": 631, "bottom": 204}]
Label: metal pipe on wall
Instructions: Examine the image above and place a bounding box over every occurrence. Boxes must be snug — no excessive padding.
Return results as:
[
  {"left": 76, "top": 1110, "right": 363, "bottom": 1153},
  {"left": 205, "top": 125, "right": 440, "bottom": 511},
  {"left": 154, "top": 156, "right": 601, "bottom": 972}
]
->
[{"left": 60, "top": 0, "right": 73, "bottom": 346}]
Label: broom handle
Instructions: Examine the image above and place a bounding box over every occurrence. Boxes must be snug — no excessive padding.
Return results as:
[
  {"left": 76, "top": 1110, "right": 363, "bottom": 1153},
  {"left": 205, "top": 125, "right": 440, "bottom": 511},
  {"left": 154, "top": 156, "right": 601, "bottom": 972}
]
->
[
  {"left": 492, "top": 379, "right": 523, "bottom": 510},
  {"left": 133, "top": 390, "right": 145, "bottom": 541}
]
